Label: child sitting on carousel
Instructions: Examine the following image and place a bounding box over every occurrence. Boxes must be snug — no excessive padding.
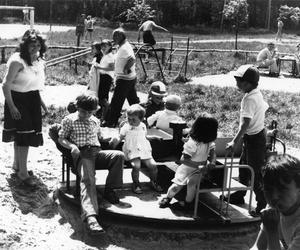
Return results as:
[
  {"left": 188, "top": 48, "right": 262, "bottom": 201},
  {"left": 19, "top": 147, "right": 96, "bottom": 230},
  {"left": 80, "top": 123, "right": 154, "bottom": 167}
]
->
[{"left": 159, "top": 112, "right": 218, "bottom": 210}]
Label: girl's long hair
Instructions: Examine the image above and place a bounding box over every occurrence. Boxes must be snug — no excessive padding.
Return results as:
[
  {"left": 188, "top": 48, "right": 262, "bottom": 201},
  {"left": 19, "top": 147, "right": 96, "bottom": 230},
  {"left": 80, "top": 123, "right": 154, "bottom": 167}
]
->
[
  {"left": 189, "top": 112, "right": 218, "bottom": 144},
  {"left": 19, "top": 29, "right": 47, "bottom": 66}
]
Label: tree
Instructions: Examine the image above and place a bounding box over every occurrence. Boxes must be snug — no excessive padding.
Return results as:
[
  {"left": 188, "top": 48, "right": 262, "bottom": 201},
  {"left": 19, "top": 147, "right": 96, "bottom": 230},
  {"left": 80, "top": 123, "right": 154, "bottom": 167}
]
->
[
  {"left": 124, "top": 0, "right": 156, "bottom": 26},
  {"left": 223, "top": 0, "right": 249, "bottom": 50},
  {"left": 278, "top": 5, "right": 300, "bottom": 25}
]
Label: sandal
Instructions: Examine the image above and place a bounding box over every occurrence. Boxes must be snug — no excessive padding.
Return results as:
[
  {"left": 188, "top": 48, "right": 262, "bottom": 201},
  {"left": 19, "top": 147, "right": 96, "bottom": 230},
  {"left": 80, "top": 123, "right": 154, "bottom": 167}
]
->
[
  {"left": 159, "top": 197, "right": 172, "bottom": 208},
  {"left": 86, "top": 216, "right": 105, "bottom": 235},
  {"left": 132, "top": 183, "right": 143, "bottom": 194}
]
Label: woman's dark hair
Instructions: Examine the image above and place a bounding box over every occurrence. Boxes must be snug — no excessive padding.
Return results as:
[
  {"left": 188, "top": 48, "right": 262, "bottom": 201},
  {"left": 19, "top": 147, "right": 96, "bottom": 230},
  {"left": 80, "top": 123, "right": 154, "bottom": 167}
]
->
[
  {"left": 263, "top": 154, "right": 300, "bottom": 188},
  {"left": 189, "top": 112, "right": 218, "bottom": 143},
  {"left": 19, "top": 29, "right": 47, "bottom": 66},
  {"left": 92, "top": 41, "right": 103, "bottom": 63}
]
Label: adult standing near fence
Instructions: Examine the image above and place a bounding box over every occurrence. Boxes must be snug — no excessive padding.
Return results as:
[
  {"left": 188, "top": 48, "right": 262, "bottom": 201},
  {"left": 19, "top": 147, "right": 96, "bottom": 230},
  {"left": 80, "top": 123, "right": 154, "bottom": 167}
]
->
[
  {"left": 84, "top": 15, "right": 96, "bottom": 42},
  {"left": 22, "top": 5, "right": 29, "bottom": 25},
  {"left": 275, "top": 18, "right": 284, "bottom": 42},
  {"left": 137, "top": 17, "right": 168, "bottom": 46},
  {"left": 104, "top": 28, "right": 139, "bottom": 128},
  {"left": 2, "top": 29, "right": 48, "bottom": 186}
]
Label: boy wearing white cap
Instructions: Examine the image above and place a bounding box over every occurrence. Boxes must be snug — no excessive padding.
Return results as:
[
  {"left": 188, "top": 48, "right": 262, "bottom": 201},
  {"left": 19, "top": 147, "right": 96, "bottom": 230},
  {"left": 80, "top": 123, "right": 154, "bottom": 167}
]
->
[
  {"left": 140, "top": 81, "right": 167, "bottom": 118},
  {"left": 226, "top": 65, "right": 269, "bottom": 217},
  {"left": 147, "top": 94, "right": 184, "bottom": 135}
]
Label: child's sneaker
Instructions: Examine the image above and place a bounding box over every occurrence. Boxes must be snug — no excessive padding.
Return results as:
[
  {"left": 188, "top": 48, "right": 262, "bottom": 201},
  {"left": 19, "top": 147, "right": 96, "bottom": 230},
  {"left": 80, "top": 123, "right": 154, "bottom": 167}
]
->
[
  {"left": 159, "top": 197, "right": 172, "bottom": 208},
  {"left": 150, "top": 180, "right": 163, "bottom": 192},
  {"left": 132, "top": 183, "right": 143, "bottom": 194}
]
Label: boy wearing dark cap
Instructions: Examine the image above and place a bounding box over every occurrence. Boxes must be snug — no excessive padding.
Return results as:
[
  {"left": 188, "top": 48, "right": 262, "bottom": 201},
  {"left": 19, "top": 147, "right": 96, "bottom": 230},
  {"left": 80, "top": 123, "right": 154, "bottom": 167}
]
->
[
  {"left": 58, "top": 93, "right": 124, "bottom": 235},
  {"left": 226, "top": 65, "right": 269, "bottom": 217},
  {"left": 140, "top": 81, "right": 167, "bottom": 118}
]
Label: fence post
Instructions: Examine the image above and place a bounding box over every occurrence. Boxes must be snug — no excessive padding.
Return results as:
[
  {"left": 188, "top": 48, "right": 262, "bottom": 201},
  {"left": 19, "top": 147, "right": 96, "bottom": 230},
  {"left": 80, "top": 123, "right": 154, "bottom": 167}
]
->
[{"left": 1, "top": 48, "right": 6, "bottom": 64}]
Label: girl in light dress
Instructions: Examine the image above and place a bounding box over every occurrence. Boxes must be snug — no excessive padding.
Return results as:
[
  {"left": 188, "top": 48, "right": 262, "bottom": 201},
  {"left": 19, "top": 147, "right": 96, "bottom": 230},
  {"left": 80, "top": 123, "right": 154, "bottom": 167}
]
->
[
  {"left": 88, "top": 41, "right": 103, "bottom": 95},
  {"left": 111, "top": 104, "right": 162, "bottom": 194},
  {"left": 159, "top": 112, "right": 218, "bottom": 210}
]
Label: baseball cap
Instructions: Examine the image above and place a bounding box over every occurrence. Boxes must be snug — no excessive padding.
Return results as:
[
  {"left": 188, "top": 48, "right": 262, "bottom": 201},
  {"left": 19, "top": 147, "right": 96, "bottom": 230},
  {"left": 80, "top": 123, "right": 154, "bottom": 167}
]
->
[
  {"left": 150, "top": 81, "right": 167, "bottom": 96},
  {"left": 233, "top": 64, "right": 260, "bottom": 85},
  {"left": 164, "top": 94, "right": 181, "bottom": 111}
]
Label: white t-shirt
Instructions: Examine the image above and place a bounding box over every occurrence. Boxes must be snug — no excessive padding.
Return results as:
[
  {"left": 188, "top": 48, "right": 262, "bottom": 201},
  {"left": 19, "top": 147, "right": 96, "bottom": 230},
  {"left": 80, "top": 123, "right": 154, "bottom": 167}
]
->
[
  {"left": 99, "top": 52, "right": 115, "bottom": 79},
  {"left": 114, "top": 41, "right": 136, "bottom": 80},
  {"left": 3, "top": 53, "right": 45, "bottom": 92},
  {"left": 147, "top": 109, "right": 184, "bottom": 135},
  {"left": 240, "top": 88, "right": 269, "bottom": 135},
  {"left": 257, "top": 48, "right": 273, "bottom": 62}
]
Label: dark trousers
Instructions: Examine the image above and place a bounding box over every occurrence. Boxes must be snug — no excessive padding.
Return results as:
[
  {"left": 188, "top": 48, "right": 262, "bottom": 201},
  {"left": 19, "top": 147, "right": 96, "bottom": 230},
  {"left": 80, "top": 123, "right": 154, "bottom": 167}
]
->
[
  {"left": 106, "top": 78, "right": 140, "bottom": 127},
  {"left": 235, "top": 129, "right": 267, "bottom": 210}
]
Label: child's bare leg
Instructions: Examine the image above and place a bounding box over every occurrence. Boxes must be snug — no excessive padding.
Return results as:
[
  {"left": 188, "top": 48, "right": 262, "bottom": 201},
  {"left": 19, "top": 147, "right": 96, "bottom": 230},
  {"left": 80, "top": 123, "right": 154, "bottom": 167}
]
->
[
  {"left": 131, "top": 158, "right": 141, "bottom": 184},
  {"left": 143, "top": 158, "right": 162, "bottom": 191},
  {"left": 143, "top": 158, "right": 157, "bottom": 181},
  {"left": 186, "top": 173, "right": 202, "bottom": 203},
  {"left": 13, "top": 142, "right": 19, "bottom": 171},
  {"left": 166, "top": 183, "right": 183, "bottom": 199},
  {"left": 131, "top": 158, "right": 143, "bottom": 194}
]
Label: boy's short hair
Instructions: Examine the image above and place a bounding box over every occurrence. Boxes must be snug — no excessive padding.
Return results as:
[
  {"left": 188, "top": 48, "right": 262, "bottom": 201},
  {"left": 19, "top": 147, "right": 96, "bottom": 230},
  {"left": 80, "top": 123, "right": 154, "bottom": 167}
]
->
[
  {"left": 127, "top": 104, "right": 146, "bottom": 120},
  {"left": 76, "top": 93, "right": 99, "bottom": 111},
  {"left": 233, "top": 64, "right": 260, "bottom": 87},
  {"left": 263, "top": 154, "right": 300, "bottom": 188},
  {"left": 164, "top": 94, "right": 181, "bottom": 111}
]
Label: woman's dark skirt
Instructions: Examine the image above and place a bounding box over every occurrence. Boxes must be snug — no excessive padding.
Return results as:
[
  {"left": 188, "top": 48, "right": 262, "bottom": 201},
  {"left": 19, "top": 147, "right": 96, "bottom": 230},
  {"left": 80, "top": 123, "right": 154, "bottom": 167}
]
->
[{"left": 2, "top": 90, "right": 43, "bottom": 147}]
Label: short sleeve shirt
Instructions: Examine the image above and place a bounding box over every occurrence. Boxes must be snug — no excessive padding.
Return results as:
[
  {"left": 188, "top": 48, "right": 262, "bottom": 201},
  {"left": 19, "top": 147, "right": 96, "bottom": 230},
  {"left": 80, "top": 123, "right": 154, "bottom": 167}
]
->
[
  {"left": 58, "top": 112, "right": 101, "bottom": 148},
  {"left": 183, "top": 138, "right": 215, "bottom": 162},
  {"left": 114, "top": 41, "right": 136, "bottom": 80},
  {"left": 240, "top": 88, "right": 269, "bottom": 135},
  {"left": 3, "top": 53, "right": 45, "bottom": 92}
]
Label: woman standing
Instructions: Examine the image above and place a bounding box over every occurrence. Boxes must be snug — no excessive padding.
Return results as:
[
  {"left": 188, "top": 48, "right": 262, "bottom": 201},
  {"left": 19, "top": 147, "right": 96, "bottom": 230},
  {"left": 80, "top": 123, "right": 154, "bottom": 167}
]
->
[{"left": 2, "top": 29, "right": 48, "bottom": 186}]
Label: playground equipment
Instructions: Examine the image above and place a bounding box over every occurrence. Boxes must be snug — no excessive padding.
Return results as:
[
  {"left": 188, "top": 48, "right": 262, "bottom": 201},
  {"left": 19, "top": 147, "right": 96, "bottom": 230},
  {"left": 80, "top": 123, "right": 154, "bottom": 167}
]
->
[
  {"left": 163, "top": 35, "right": 190, "bottom": 82},
  {"left": 0, "top": 5, "right": 34, "bottom": 29},
  {"left": 133, "top": 42, "right": 166, "bottom": 83}
]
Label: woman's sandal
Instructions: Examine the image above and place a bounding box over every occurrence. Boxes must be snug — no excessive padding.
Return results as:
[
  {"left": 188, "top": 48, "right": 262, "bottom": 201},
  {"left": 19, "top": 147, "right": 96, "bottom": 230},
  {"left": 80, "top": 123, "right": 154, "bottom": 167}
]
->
[{"left": 86, "top": 216, "right": 105, "bottom": 235}]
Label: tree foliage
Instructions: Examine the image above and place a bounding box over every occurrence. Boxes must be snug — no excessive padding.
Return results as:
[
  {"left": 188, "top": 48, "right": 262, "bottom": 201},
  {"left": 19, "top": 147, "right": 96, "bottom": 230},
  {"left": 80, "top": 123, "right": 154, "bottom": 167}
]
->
[
  {"left": 124, "top": 0, "right": 156, "bottom": 26},
  {"left": 223, "top": 0, "right": 249, "bottom": 49},
  {"left": 278, "top": 5, "right": 300, "bottom": 25}
]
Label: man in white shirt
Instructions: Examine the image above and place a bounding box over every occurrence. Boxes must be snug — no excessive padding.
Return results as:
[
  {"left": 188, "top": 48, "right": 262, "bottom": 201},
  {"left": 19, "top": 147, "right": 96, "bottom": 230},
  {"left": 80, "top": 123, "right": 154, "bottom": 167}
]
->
[
  {"left": 256, "top": 42, "right": 279, "bottom": 76},
  {"left": 104, "top": 28, "right": 140, "bottom": 127}
]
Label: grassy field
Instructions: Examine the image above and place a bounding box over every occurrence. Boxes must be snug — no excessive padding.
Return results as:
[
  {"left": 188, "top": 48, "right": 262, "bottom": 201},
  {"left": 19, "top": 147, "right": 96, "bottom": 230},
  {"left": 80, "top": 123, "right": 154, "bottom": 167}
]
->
[{"left": 0, "top": 26, "right": 299, "bottom": 148}]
